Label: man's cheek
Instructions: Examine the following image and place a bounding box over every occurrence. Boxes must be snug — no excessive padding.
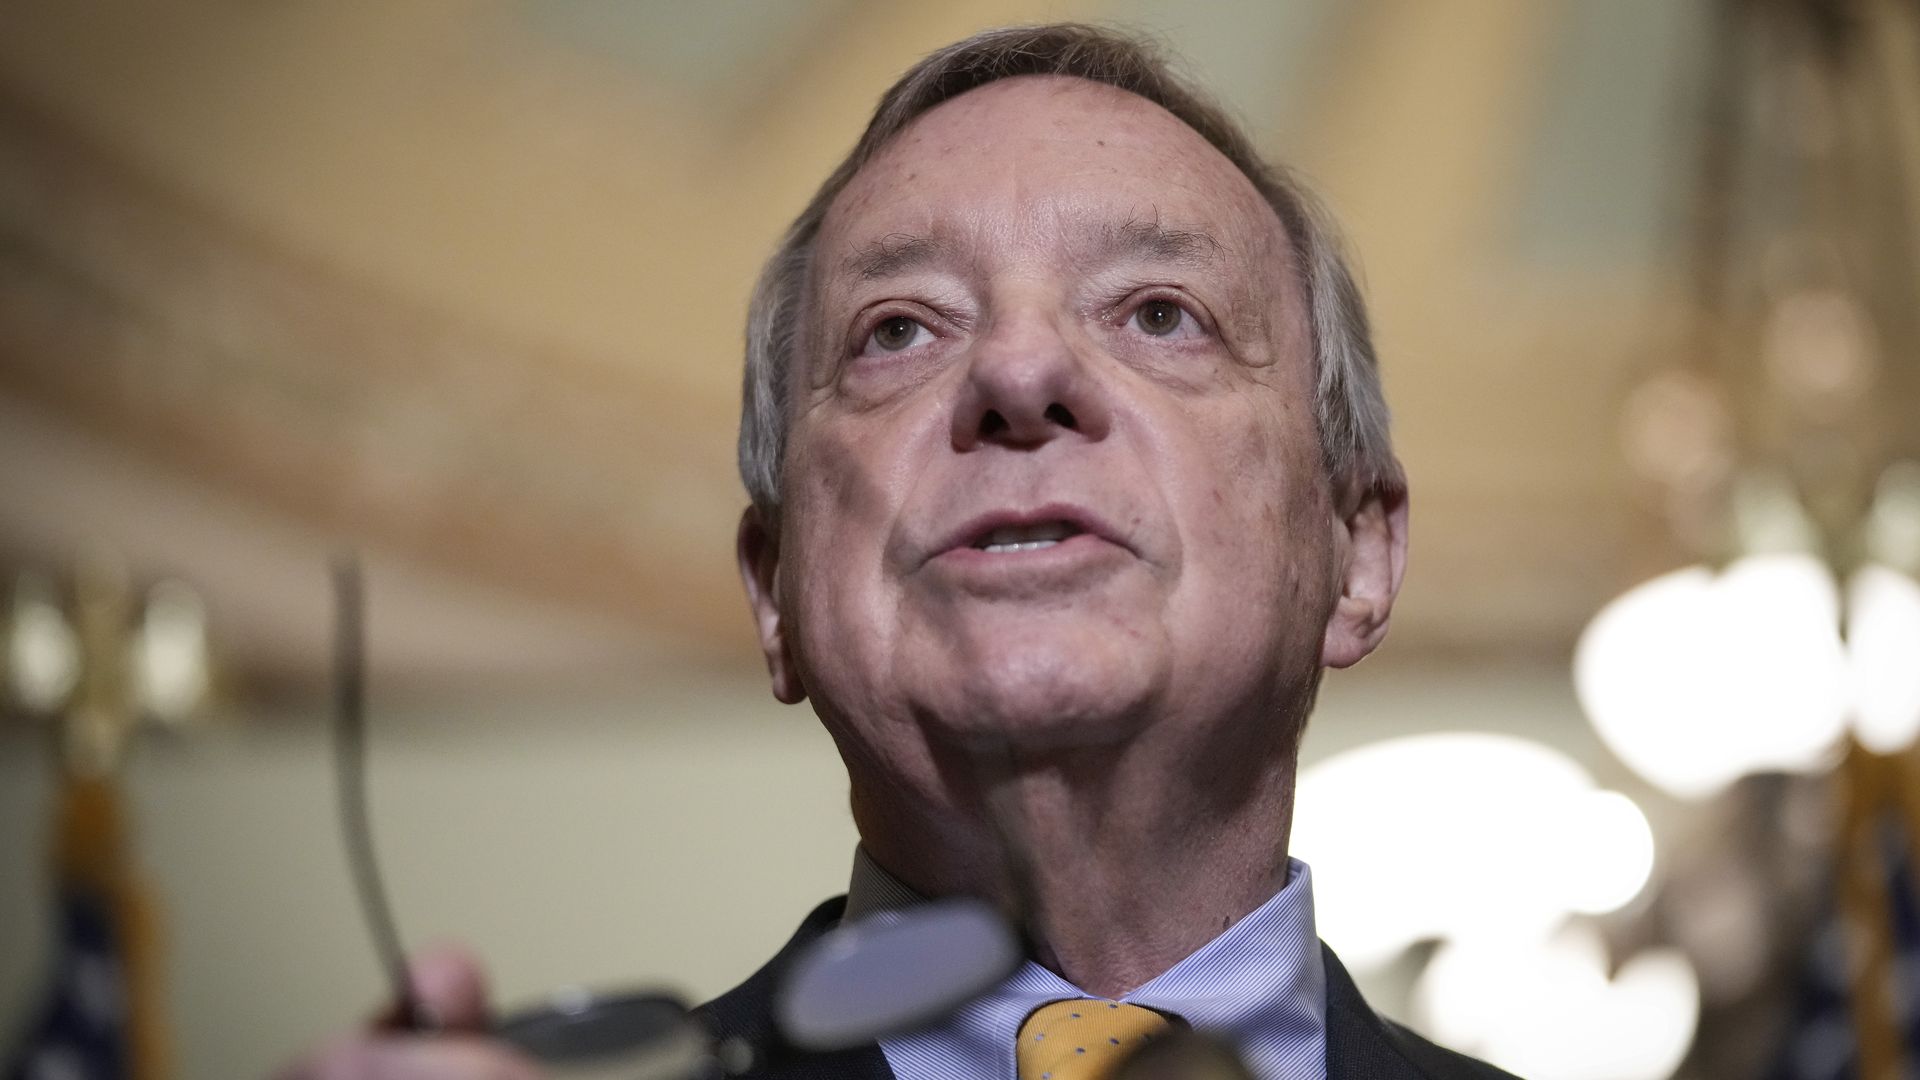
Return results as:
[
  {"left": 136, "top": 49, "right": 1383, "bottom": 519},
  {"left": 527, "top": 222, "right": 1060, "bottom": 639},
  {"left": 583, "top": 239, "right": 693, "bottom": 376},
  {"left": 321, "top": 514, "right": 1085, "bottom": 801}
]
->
[{"left": 788, "top": 427, "right": 889, "bottom": 527}]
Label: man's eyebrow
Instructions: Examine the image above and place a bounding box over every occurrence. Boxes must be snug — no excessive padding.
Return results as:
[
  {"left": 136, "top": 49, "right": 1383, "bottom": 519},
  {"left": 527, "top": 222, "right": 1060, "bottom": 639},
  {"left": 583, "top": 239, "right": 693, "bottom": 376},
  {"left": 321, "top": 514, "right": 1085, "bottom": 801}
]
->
[
  {"left": 1097, "top": 217, "right": 1224, "bottom": 268},
  {"left": 843, "top": 234, "right": 949, "bottom": 281}
]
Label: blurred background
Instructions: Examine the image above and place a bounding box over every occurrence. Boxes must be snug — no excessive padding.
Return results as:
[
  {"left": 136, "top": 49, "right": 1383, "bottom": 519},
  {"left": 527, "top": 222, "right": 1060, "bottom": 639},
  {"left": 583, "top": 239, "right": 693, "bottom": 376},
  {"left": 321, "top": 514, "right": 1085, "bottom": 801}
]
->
[{"left": 1, "top": 1, "right": 1915, "bottom": 1078}]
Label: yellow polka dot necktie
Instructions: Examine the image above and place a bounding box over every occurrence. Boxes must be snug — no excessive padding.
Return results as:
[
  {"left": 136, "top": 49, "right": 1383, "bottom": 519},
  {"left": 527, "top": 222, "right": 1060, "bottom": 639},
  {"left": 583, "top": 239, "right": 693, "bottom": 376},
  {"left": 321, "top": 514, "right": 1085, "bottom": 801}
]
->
[{"left": 1016, "top": 999, "right": 1172, "bottom": 1080}]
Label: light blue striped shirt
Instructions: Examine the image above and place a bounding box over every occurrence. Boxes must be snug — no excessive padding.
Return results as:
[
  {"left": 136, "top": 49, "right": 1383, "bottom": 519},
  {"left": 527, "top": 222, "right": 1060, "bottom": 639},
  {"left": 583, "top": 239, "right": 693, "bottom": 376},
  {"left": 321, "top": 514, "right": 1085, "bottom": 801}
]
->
[{"left": 844, "top": 849, "right": 1327, "bottom": 1080}]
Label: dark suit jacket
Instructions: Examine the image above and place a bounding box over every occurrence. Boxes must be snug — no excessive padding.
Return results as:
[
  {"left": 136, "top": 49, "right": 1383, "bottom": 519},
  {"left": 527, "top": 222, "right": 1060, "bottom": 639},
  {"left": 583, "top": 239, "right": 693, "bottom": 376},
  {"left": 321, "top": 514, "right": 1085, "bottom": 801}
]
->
[{"left": 696, "top": 897, "right": 1520, "bottom": 1079}]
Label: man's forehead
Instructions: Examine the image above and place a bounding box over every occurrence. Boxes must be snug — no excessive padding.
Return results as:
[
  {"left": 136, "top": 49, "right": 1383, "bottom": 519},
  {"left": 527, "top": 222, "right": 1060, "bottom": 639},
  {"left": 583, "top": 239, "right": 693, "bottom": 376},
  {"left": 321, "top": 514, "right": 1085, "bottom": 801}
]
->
[{"left": 816, "top": 75, "right": 1289, "bottom": 272}]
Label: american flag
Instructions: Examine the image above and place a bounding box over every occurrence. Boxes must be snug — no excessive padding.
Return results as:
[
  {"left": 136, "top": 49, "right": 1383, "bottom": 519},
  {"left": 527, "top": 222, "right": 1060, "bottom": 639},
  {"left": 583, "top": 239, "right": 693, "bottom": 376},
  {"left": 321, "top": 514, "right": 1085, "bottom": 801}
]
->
[
  {"left": 1772, "top": 807, "right": 1920, "bottom": 1080},
  {"left": 7, "top": 891, "right": 134, "bottom": 1080},
  {"left": 4, "top": 776, "right": 165, "bottom": 1080}
]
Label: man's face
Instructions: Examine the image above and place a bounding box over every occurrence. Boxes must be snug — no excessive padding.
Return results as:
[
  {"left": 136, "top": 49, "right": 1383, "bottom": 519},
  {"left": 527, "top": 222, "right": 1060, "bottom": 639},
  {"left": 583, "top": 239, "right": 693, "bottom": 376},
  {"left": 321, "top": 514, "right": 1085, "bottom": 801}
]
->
[{"left": 743, "top": 76, "right": 1379, "bottom": 791}]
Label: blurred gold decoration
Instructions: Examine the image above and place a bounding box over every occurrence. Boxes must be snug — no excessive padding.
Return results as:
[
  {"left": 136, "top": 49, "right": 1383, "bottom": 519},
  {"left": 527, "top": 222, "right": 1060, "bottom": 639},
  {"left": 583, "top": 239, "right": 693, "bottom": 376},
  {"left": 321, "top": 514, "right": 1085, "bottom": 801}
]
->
[
  {"left": 1582, "top": 0, "right": 1920, "bottom": 1076},
  {"left": 1594, "top": 0, "right": 1920, "bottom": 785},
  {"left": 2, "top": 553, "right": 207, "bottom": 1078},
  {"left": 4, "top": 554, "right": 215, "bottom": 772}
]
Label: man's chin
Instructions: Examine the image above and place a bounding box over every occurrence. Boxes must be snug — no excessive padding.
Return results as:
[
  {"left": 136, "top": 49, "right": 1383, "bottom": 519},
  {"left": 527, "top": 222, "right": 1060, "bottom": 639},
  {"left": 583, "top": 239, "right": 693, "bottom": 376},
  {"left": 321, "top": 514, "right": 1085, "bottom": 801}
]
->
[
  {"left": 921, "top": 641, "right": 1164, "bottom": 753},
  {"left": 877, "top": 602, "right": 1170, "bottom": 746}
]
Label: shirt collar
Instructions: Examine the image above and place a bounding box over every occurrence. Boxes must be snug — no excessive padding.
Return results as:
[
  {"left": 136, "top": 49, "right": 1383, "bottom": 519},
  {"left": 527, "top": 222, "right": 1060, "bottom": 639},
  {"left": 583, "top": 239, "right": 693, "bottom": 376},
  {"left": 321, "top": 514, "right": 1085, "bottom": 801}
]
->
[
  {"left": 844, "top": 845, "right": 924, "bottom": 924},
  {"left": 842, "top": 847, "right": 1327, "bottom": 1080}
]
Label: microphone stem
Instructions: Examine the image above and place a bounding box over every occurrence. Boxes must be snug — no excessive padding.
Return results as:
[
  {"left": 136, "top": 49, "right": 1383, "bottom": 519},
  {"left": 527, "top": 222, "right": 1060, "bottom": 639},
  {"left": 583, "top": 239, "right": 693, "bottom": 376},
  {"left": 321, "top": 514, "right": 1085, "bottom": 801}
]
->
[{"left": 331, "top": 554, "right": 425, "bottom": 1030}]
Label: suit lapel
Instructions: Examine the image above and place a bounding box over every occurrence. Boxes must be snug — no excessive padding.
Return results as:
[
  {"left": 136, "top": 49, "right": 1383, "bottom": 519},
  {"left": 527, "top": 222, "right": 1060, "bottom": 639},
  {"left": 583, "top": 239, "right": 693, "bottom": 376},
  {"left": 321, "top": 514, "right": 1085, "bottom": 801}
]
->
[
  {"left": 746, "top": 1044, "right": 895, "bottom": 1080},
  {"left": 1322, "top": 943, "right": 1519, "bottom": 1080},
  {"left": 1323, "top": 942, "right": 1428, "bottom": 1079},
  {"left": 695, "top": 897, "right": 897, "bottom": 1080}
]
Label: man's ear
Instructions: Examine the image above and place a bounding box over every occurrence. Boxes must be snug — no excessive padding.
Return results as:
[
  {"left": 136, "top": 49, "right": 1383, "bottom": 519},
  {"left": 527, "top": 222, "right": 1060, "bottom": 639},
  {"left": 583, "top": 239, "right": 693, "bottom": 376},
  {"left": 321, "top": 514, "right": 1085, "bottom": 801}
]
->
[
  {"left": 1320, "top": 478, "right": 1410, "bottom": 670},
  {"left": 737, "top": 506, "right": 806, "bottom": 704}
]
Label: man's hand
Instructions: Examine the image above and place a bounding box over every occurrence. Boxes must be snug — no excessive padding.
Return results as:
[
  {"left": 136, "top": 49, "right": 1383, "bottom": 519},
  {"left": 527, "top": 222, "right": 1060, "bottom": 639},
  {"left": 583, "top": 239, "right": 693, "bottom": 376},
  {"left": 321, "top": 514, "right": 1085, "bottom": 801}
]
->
[{"left": 275, "top": 944, "right": 546, "bottom": 1079}]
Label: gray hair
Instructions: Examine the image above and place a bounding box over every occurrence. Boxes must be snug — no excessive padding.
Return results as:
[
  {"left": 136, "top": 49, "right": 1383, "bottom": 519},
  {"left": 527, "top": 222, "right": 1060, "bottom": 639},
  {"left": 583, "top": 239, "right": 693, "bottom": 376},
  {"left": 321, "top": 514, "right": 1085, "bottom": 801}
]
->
[{"left": 738, "top": 23, "right": 1401, "bottom": 524}]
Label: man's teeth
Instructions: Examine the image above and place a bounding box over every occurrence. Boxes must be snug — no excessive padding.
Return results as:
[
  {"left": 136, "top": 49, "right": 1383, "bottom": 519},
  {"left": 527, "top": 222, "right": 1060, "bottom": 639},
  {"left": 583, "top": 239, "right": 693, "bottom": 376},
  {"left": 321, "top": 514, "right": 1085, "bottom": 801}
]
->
[
  {"left": 983, "top": 539, "right": 1058, "bottom": 553},
  {"left": 975, "top": 522, "right": 1079, "bottom": 552}
]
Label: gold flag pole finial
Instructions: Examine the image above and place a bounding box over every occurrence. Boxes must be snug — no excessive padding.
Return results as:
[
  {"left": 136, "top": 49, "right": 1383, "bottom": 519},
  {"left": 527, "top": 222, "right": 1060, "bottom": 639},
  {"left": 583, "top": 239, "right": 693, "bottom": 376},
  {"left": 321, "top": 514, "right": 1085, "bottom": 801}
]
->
[{"left": 2, "top": 550, "right": 211, "bottom": 1080}]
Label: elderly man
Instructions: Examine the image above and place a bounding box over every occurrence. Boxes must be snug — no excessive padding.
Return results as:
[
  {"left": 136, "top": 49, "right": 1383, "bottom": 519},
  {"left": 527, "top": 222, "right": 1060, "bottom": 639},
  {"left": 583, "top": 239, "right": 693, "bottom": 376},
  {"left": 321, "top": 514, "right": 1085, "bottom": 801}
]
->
[{"left": 284, "top": 23, "right": 1514, "bottom": 1080}]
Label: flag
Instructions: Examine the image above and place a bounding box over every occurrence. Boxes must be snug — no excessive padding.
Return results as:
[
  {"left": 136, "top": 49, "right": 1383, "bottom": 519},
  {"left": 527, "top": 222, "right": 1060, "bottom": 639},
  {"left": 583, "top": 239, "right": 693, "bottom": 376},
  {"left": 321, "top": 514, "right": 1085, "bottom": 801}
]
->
[
  {"left": 1772, "top": 744, "right": 1920, "bottom": 1080},
  {"left": 5, "top": 774, "right": 168, "bottom": 1080}
]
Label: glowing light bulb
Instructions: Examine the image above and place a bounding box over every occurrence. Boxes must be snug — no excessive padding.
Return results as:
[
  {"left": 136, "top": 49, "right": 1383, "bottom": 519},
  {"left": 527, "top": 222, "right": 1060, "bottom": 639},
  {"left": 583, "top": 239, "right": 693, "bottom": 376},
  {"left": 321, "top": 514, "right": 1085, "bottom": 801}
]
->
[
  {"left": 1294, "top": 734, "right": 1654, "bottom": 969},
  {"left": 1416, "top": 925, "right": 1699, "bottom": 1080},
  {"left": 131, "top": 579, "right": 211, "bottom": 723},
  {"left": 7, "top": 572, "right": 80, "bottom": 713},
  {"left": 1847, "top": 566, "right": 1920, "bottom": 754},
  {"left": 1574, "top": 554, "right": 1848, "bottom": 800},
  {"left": 1556, "top": 791, "right": 1655, "bottom": 916}
]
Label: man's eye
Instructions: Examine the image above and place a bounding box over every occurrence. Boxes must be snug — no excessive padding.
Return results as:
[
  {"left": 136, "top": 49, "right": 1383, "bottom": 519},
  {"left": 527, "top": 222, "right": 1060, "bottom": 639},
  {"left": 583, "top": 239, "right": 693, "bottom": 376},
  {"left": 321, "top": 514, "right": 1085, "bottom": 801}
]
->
[
  {"left": 1132, "top": 300, "right": 1186, "bottom": 336},
  {"left": 868, "top": 315, "right": 930, "bottom": 352}
]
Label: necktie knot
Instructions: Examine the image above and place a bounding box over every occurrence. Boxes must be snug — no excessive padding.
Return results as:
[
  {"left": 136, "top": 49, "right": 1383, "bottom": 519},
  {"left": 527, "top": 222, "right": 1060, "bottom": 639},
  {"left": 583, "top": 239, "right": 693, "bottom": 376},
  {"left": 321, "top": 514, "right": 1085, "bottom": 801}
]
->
[{"left": 1016, "top": 998, "right": 1173, "bottom": 1080}]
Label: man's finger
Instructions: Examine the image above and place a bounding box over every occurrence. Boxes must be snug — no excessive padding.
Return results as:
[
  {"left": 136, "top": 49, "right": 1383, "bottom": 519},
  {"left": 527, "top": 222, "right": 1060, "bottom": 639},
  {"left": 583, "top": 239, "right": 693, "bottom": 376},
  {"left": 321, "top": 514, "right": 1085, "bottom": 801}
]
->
[
  {"left": 406, "top": 942, "right": 493, "bottom": 1032},
  {"left": 367, "top": 942, "right": 496, "bottom": 1033}
]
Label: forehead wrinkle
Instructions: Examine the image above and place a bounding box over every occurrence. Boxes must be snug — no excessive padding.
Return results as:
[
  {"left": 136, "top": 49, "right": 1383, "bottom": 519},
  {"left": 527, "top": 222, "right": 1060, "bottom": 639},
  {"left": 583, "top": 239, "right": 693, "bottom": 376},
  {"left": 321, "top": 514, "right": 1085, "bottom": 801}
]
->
[{"left": 834, "top": 207, "right": 1231, "bottom": 287}]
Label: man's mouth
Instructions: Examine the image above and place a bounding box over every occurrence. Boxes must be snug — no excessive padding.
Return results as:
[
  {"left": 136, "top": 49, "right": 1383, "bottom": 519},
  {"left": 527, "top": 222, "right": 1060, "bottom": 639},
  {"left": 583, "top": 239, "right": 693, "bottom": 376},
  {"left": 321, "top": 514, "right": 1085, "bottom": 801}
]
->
[
  {"left": 924, "top": 505, "right": 1129, "bottom": 569},
  {"left": 972, "top": 521, "right": 1085, "bottom": 553}
]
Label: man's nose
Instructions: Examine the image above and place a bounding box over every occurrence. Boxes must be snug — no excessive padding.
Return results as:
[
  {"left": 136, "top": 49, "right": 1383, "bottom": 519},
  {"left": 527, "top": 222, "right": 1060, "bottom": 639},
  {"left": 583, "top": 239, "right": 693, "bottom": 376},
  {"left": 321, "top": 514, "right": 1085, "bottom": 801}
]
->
[{"left": 950, "top": 317, "right": 1112, "bottom": 451}]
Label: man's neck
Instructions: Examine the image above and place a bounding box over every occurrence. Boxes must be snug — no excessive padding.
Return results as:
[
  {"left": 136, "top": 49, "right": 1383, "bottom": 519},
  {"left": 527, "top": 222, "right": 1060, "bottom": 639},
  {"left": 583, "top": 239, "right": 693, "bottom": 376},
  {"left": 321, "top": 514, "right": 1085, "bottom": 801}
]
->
[{"left": 853, "top": 736, "right": 1299, "bottom": 998}]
